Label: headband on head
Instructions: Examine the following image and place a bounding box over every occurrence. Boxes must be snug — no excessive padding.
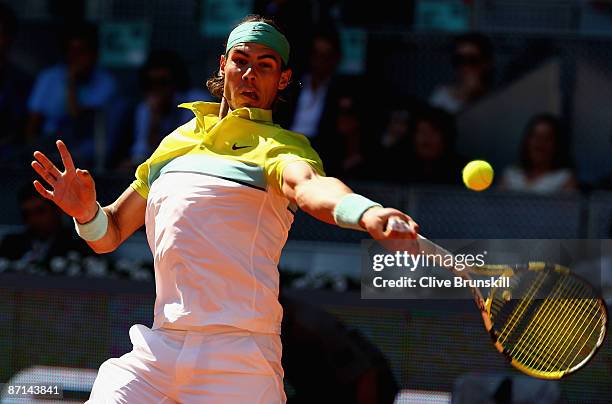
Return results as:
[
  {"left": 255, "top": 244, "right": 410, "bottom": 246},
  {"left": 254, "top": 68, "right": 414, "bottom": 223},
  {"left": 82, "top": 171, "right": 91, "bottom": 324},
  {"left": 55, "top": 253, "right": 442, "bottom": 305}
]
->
[{"left": 225, "top": 21, "right": 290, "bottom": 65}]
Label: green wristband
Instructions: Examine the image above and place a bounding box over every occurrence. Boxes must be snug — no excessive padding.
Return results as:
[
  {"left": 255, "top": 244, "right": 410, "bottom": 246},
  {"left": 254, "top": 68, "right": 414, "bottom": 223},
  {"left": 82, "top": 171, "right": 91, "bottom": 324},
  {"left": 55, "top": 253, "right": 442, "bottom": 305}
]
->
[{"left": 333, "top": 194, "right": 382, "bottom": 231}]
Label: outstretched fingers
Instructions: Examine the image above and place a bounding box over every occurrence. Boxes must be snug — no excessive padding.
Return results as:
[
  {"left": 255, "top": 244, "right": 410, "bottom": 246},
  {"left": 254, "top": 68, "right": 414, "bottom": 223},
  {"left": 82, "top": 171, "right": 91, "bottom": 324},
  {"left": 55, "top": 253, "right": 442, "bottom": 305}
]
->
[
  {"left": 31, "top": 160, "right": 58, "bottom": 187},
  {"left": 33, "top": 151, "right": 61, "bottom": 179},
  {"left": 32, "top": 180, "right": 54, "bottom": 200},
  {"left": 56, "top": 139, "right": 75, "bottom": 173}
]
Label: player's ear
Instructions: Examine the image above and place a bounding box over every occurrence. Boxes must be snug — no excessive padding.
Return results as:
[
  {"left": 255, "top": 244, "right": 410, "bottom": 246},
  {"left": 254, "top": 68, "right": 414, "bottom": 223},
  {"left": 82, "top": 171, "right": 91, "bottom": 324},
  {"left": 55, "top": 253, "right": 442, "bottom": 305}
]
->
[
  {"left": 219, "top": 54, "right": 226, "bottom": 76},
  {"left": 278, "top": 68, "right": 292, "bottom": 90}
]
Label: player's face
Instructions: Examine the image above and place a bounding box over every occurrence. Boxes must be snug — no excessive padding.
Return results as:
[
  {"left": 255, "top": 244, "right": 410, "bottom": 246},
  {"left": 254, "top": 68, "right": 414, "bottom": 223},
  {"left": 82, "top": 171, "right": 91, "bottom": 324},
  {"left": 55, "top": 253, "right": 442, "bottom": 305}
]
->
[{"left": 220, "top": 43, "right": 291, "bottom": 110}]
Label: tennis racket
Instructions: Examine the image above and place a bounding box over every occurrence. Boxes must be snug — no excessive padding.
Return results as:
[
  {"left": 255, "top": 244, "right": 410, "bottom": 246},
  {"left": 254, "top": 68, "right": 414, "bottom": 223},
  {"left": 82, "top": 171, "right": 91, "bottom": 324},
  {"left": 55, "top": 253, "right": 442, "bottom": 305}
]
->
[{"left": 385, "top": 217, "right": 608, "bottom": 380}]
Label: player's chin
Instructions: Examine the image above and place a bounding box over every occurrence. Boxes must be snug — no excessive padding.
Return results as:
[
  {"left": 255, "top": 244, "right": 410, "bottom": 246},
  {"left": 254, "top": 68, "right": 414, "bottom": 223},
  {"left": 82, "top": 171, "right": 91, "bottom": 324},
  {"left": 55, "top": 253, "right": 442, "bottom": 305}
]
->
[
  {"left": 235, "top": 101, "right": 263, "bottom": 109},
  {"left": 235, "top": 93, "right": 264, "bottom": 108}
]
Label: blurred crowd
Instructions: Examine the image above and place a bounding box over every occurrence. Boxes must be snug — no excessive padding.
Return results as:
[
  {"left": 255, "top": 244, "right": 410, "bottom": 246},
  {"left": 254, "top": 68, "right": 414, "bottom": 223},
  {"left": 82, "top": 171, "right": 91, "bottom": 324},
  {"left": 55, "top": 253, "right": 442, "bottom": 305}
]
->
[{"left": 0, "top": 1, "right": 606, "bottom": 197}]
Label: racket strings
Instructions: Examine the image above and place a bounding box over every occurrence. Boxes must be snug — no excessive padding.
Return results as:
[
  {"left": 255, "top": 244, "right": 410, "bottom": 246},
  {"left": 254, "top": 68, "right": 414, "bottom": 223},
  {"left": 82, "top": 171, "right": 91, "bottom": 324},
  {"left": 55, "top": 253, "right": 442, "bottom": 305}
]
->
[
  {"left": 525, "top": 282, "right": 601, "bottom": 372},
  {"left": 549, "top": 297, "right": 605, "bottom": 371},
  {"left": 513, "top": 278, "right": 591, "bottom": 371},
  {"left": 497, "top": 271, "right": 548, "bottom": 345},
  {"left": 509, "top": 282, "right": 585, "bottom": 371},
  {"left": 509, "top": 275, "right": 576, "bottom": 368},
  {"left": 533, "top": 298, "right": 601, "bottom": 372},
  {"left": 562, "top": 307, "right": 607, "bottom": 370},
  {"left": 503, "top": 281, "right": 573, "bottom": 372},
  {"left": 537, "top": 298, "right": 598, "bottom": 371},
  {"left": 495, "top": 273, "right": 606, "bottom": 374},
  {"left": 497, "top": 271, "right": 547, "bottom": 343}
]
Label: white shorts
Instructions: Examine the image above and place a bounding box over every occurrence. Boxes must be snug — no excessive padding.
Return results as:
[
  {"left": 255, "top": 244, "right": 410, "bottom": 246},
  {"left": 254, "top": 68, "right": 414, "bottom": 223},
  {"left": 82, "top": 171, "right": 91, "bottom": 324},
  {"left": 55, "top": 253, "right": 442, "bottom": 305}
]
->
[{"left": 86, "top": 324, "right": 286, "bottom": 403}]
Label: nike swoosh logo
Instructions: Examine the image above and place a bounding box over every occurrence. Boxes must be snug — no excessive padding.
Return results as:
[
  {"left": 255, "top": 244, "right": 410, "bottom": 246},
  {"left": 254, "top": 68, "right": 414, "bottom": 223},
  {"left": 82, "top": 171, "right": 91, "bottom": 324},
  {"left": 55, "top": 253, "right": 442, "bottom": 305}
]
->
[{"left": 232, "top": 144, "right": 251, "bottom": 150}]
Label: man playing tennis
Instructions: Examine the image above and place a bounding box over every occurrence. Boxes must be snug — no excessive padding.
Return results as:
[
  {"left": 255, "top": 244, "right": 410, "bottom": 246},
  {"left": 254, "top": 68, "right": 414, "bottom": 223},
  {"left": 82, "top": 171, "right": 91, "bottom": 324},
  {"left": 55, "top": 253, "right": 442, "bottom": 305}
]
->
[{"left": 31, "top": 15, "right": 418, "bottom": 403}]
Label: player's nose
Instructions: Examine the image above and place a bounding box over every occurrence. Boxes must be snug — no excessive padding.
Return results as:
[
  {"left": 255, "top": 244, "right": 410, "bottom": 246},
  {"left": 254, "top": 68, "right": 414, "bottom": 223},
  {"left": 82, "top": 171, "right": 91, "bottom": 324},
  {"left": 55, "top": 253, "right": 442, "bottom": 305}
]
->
[{"left": 242, "top": 65, "right": 256, "bottom": 80}]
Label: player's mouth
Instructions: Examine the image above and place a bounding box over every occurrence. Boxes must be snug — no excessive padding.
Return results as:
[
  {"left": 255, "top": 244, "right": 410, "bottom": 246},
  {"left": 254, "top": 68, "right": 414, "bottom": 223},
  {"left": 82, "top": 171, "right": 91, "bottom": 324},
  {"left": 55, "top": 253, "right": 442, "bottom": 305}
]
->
[{"left": 240, "top": 90, "right": 259, "bottom": 101}]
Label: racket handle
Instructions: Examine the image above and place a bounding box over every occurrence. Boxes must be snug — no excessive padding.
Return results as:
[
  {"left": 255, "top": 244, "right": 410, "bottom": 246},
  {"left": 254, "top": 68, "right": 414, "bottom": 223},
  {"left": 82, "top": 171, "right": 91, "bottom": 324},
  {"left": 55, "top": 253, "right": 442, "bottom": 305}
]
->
[
  {"left": 384, "top": 217, "right": 406, "bottom": 237},
  {"left": 386, "top": 217, "right": 452, "bottom": 255},
  {"left": 385, "top": 216, "right": 417, "bottom": 236}
]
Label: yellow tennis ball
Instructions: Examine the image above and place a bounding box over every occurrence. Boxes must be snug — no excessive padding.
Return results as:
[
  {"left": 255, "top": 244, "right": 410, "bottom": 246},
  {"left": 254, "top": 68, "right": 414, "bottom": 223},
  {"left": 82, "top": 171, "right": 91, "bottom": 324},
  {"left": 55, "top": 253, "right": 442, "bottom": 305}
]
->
[{"left": 462, "top": 160, "right": 494, "bottom": 191}]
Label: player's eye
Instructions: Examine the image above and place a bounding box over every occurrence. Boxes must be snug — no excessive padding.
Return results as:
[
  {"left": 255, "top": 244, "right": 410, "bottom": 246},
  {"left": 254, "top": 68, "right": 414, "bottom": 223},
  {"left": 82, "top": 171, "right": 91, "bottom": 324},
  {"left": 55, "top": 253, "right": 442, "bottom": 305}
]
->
[{"left": 233, "top": 58, "right": 248, "bottom": 66}]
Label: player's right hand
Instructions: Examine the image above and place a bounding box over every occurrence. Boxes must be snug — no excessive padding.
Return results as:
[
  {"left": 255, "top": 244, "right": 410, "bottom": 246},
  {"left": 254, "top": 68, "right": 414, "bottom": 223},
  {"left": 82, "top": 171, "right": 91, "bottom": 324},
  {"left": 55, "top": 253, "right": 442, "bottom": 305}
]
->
[
  {"left": 31, "top": 140, "right": 98, "bottom": 223},
  {"left": 359, "top": 207, "right": 419, "bottom": 240}
]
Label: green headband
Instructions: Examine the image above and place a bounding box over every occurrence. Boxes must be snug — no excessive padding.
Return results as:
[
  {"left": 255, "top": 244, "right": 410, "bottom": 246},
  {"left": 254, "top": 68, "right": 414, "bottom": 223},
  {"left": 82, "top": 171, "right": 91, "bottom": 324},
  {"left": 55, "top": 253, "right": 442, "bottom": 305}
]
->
[{"left": 225, "top": 21, "right": 290, "bottom": 65}]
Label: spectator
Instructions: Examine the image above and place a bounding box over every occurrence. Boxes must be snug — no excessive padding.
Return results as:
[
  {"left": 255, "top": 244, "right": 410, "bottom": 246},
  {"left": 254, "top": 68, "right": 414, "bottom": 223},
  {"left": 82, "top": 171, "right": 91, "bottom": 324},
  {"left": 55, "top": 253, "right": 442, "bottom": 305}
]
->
[
  {"left": 429, "top": 32, "right": 494, "bottom": 114},
  {"left": 278, "top": 26, "right": 358, "bottom": 176},
  {"left": 378, "top": 107, "right": 467, "bottom": 185},
  {"left": 26, "top": 21, "right": 116, "bottom": 165},
  {"left": 500, "top": 114, "right": 578, "bottom": 194},
  {"left": 128, "top": 50, "right": 211, "bottom": 165},
  {"left": 379, "top": 108, "right": 411, "bottom": 150},
  {"left": 333, "top": 95, "right": 367, "bottom": 178},
  {"left": 0, "top": 2, "right": 32, "bottom": 163},
  {"left": 0, "top": 183, "right": 91, "bottom": 272},
  {"left": 283, "top": 27, "right": 342, "bottom": 138}
]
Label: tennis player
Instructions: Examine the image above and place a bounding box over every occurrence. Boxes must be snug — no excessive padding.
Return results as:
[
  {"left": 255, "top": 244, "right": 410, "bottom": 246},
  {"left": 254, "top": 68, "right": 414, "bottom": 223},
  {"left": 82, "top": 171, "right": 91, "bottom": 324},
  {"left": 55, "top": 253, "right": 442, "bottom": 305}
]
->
[{"left": 31, "top": 15, "right": 418, "bottom": 403}]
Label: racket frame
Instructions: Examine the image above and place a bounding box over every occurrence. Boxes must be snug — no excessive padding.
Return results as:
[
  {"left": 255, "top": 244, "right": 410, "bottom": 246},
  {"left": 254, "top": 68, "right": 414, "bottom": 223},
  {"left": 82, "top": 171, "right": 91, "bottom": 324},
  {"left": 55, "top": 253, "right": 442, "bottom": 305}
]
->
[{"left": 416, "top": 235, "right": 609, "bottom": 379}]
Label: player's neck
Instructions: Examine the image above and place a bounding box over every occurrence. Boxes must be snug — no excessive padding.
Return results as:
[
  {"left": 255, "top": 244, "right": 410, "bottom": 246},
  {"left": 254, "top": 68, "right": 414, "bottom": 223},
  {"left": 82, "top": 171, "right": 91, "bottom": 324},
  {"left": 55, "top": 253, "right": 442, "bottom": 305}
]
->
[{"left": 219, "top": 97, "right": 230, "bottom": 119}]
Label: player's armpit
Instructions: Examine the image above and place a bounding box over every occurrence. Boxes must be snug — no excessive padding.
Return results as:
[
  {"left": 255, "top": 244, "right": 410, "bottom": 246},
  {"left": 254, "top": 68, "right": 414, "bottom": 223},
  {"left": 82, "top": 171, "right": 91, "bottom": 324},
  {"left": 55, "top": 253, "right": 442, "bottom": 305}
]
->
[{"left": 87, "top": 186, "right": 146, "bottom": 254}]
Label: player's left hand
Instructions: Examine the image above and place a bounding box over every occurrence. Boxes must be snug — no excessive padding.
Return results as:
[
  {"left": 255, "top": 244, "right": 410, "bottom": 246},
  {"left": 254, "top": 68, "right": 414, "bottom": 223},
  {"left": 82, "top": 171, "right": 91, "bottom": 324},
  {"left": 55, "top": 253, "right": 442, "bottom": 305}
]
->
[{"left": 359, "top": 207, "right": 419, "bottom": 240}]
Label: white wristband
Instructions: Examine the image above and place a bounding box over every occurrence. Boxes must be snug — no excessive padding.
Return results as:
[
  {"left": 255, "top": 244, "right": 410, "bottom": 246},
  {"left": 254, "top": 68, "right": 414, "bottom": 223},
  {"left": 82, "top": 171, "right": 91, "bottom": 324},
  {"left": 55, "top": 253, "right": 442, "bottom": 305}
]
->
[
  {"left": 74, "top": 202, "right": 108, "bottom": 241},
  {"left": 333, "top": 193, "right": 382, "bottom": 231}
]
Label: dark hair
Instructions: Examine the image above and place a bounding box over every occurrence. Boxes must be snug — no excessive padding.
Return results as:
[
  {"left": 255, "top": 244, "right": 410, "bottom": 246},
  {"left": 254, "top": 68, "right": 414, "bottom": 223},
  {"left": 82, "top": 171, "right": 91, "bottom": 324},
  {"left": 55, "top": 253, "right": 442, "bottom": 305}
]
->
[
  {"left": 206, "top": 14, "right": 290, "bottom": 100},
  {"left": 409, "top": 106, "right": 458, "bottom": 153},
  {"left": 60, "top": 21, "right": 99, "bottom": 53},
  {"left": 519, "top": 113, "right": 572, "bottom": 171},
  {"left": 0, "top": 2, "right": 17, "bottom": 36},
  {"left": 454, "top": 32, "right": 494, "bottom": 61},
  {"left": 140, "top": 49, "right": 190, "bottom": 92}
]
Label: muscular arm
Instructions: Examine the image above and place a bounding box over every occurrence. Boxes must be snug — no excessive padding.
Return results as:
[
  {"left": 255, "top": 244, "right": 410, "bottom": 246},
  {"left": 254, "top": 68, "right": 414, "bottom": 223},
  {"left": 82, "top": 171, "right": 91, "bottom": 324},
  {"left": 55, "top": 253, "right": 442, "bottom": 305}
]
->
[
  {"left": 281, "top": 161, "right": 418, "bottom": 239},
  {"left": 281, "top": 161, "right": 353, "bottom": 225}
]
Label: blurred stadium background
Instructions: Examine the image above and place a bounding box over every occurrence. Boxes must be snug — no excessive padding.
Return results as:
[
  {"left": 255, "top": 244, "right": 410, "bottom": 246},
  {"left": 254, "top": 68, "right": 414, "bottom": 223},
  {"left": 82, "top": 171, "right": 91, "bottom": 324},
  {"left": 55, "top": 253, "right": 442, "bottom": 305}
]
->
[{"left": 0, "top": 0, "right": 611, "bottom": 403}]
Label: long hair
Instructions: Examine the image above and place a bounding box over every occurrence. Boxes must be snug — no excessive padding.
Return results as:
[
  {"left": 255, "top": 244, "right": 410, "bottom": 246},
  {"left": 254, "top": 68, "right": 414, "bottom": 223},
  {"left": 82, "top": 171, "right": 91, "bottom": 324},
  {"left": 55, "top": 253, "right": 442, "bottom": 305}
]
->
[{"left": 206, "top": 15, "right": 290, "bottom": 101}]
